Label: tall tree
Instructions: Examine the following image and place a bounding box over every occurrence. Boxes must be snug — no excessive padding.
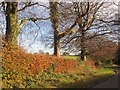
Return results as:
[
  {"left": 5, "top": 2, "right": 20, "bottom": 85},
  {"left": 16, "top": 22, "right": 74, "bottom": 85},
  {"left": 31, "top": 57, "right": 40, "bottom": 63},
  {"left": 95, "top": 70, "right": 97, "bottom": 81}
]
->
[
  {"left": 49, "top": 2, "right": 77, "bottom": 57},
  {"left": 73, "top": 2, "right": 91, "bottom": 60},
  {"left": 49, "top": 2, "right": 60, "bottom": 57},
  {"left": 1, "top": 2, "right": 49, "bottom": 47},
  {"left": 49, "top": 2, "right": 91, "bottom": 57},
  {"left": 61, "top": 2, "right": 116, "bottom": 61},
  {"left": 4, "top": 2, "right": 18, "bottom": 47}
]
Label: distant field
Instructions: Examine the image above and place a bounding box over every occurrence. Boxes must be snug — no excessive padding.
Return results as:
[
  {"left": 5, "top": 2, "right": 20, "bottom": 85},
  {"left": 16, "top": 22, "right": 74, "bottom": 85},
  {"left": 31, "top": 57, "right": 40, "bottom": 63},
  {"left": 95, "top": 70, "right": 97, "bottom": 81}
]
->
[{"left": 62, "top": 55, "right": 80, "bottom": 60}]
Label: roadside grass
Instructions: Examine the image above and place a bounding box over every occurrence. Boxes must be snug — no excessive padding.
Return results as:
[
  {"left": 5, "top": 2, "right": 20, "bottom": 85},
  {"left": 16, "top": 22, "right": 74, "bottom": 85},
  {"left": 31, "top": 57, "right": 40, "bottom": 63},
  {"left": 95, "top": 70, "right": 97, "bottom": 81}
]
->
[
  {"left": 57, "top": 68, "right": 114, "bottom": 88},
  {"left": 11, "top": 67, "right": 114, "bottom": 88},
  {"left": 2, "top": 65, "right": 115, "bottom": 88},
  {"left": 62, "top": 55, "right": 80, "bottom": 60},
  {"left": 2, "top": 47, "right": 115, "bottom": 88}
]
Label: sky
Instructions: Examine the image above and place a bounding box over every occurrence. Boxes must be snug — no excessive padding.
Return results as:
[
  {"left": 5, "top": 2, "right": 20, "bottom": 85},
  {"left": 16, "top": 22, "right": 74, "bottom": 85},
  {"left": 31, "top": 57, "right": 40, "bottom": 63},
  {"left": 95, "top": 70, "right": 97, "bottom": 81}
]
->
[
  {"left": 19, "top": 2, "right": 57, "bottom": 54},
  {"left": 18, "top": 20, "right": 54, "bottom": 54}
]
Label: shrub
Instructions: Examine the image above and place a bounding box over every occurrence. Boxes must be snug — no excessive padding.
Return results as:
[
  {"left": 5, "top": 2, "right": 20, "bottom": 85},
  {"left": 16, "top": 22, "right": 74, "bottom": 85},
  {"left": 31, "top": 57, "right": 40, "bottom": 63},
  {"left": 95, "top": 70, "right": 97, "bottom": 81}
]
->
[{"left": 2, "top": 46, "right": 80, "bottom": 88}]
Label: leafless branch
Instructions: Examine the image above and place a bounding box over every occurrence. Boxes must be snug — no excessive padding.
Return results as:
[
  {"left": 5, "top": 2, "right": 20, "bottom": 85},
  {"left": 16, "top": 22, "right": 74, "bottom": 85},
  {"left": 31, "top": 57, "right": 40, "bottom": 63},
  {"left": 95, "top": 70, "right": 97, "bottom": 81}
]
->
[
  {"left": 18, "top": 2, "right": 38, "bottom": 11},
  {"left": 19, "top": 17, "right": 50, "bottom": 28}
]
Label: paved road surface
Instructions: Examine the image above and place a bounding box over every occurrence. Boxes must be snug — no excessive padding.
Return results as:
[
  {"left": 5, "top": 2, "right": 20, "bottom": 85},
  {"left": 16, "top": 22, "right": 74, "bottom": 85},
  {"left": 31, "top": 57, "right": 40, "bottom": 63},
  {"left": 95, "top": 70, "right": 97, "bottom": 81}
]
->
[{"left": 93, "top": 66, "right": 120, "bottom": 88}]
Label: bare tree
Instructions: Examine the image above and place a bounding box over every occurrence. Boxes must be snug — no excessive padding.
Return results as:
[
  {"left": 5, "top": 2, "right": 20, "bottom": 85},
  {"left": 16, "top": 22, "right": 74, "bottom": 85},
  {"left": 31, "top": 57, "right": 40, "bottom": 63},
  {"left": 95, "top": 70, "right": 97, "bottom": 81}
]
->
[
  {"left": 1, "top": 2, "right": 18, "bottom": 47},
  {"left": 49, "top": 1, "right": 90, "bottom": 57},
  {"left": 1, "top": 2, "right": 49, "bottom": 47},
  {"left": 59, "top": 2, "right": 118, "bottom": 61}
]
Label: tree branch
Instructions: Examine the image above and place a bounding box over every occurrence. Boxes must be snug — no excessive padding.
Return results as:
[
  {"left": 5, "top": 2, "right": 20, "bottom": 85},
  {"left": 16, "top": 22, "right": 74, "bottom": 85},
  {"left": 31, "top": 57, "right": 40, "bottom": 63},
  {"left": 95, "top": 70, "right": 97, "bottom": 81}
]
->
[
  {"left": 58, "top": 18, "right": 78, "bottom": 39},
  {"left": 83, "top": 18, "right": 95, "bottom": 30},
  {"left": 19, "top": 17, "right": 50, "bottom": 29},
  {"left": 87, "top": 31, "right": 113, "bottom": 40},
  {"left": 97, "top": 18, "right": 119, "bottom": 24},
  {"left": 38, "top": 3, "right": 49, "bottom": 9},
  {"left": 18, "top": 2, "right": 38, "bottom": 11},
  {"left": 80, "top": 2, "right": 90, "bottom": 17}
]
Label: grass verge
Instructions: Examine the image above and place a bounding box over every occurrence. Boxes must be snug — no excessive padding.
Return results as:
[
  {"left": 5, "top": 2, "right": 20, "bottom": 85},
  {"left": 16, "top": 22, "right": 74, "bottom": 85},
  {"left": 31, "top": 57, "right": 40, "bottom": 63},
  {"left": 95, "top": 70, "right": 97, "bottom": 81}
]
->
[
  {"left": 2, "top": 47, "right": 115, "bottom": 88},
  {"left": 62, "top": 56, "right": 80, "bottom": 60}
]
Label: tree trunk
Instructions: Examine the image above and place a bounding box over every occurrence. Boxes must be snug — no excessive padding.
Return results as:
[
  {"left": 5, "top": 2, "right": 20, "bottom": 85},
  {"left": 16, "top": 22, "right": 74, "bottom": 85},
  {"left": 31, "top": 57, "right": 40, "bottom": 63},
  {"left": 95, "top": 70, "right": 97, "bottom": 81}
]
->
[
  {"left": 115, "top": 41, "right": 120, "bottom": 65},
  {"left": 5, "top": 2, "right": 18, "bottom": 47},
  {"left": 49, "top": 2, "right": 60, "bottom": 57},
  {"left": 54, "top": 37, "right": 60, "bottom": 57},
  {"left": 80, "top": 30, "right": 86, "bottom": 61}
]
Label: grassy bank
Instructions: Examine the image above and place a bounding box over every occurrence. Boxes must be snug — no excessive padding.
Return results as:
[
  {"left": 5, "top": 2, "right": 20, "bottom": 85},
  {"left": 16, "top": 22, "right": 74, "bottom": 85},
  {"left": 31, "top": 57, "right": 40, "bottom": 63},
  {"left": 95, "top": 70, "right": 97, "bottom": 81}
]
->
[
  {"left": 23, "top": 68, "right": 114, "bottom": 88},
  {"left": 1, "top": 47, "right": 115, "bottom": 88},
  {"left": 62, "top": 55, "right": 80, "bottom": 60}
]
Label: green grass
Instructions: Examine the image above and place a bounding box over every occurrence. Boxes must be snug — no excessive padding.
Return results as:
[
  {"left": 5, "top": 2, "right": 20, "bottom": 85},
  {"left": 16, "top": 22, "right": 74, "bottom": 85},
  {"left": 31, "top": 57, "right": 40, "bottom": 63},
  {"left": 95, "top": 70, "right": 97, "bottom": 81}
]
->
[
  {"left": 28, "top": 68, "right": 115, "bottom": 88},
  {"left": 62, "top": 56, "right": 80, "bottom": 60},
  {"left": 3, "top": 67, "right": 114, "bottom": 88}
]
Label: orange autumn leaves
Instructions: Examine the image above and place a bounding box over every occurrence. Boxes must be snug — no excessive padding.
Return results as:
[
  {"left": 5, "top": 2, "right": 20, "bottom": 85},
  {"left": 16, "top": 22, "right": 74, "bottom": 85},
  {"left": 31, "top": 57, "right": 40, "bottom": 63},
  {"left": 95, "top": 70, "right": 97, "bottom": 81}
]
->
[{"left": 2, "top": 46, "right": 80, "bottom": 75}]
